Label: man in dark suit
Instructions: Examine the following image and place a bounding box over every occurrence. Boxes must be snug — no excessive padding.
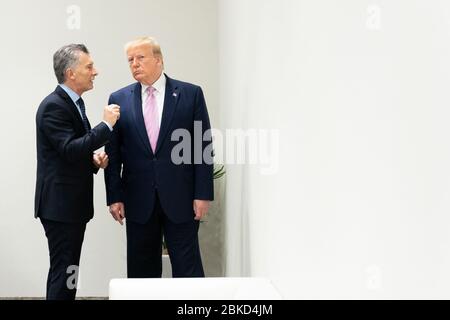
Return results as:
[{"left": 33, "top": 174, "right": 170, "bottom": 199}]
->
[
  {"left": 104, "top": 37, "right": 214, "bottom": 278},
  {"left": 35, "top": 44, "right": 120, "bottom": 300}
]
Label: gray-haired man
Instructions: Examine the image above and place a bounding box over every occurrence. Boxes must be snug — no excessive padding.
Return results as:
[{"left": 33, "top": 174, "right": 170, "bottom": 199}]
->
[{"left": 35, "top": 44, "right": 120, "bottom": 299}]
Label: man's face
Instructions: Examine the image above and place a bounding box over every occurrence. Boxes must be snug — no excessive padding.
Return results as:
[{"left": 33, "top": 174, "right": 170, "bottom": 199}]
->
[
  {"left": 127, "top": 44, "right": 162, "bottom": 85},
  {"left": 67, "top": 52, "right": 98, "bottom": 95}
]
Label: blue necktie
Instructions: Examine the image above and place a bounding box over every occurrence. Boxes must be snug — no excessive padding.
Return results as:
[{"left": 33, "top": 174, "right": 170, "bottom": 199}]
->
[{"left": 77, "top": 98, "right": 90, "bottom": 132}]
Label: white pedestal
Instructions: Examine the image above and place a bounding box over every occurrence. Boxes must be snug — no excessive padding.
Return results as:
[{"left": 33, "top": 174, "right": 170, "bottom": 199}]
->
[{"left": 109, "top": 277, "right": 282, "bottom": 300}]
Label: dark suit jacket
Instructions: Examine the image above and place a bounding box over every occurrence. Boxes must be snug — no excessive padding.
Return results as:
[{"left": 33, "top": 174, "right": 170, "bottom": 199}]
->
[
  {"left": 104, "top": 74, "right": 214, "bottom": 224},
  {"left": 35, "top": 86, "right": 112, "bottom": 223}
]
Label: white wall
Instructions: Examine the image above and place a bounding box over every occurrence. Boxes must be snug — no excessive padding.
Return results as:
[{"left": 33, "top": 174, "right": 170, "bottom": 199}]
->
[
  {"left": 0, "top": 0, "right": 218, "bottom": 297},
  {"left": 220, "top": 0, "right": 450, "bottom": 299}
]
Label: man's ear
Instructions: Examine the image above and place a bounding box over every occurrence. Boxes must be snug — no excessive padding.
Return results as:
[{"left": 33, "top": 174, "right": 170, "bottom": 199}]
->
[
  {"left": 156, "top": 56, "right": 164, "bottom": 68},
  {"left": 66, "top": 68, "right": 75, "bottom": 80}
]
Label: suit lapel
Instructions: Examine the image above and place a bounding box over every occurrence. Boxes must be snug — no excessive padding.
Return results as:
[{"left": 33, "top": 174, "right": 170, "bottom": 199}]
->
[
  {"left": 155, "top": 75, "right": 180, "bottom": 154},
  {"left": 54, "top": 86, "right": 86, "bottom": 132},
  {"left": 130, "top": 82, "right": 153, "bottom": 157}
]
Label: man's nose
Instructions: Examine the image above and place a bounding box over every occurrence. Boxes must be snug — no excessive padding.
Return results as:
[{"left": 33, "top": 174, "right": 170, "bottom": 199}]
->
[{"left": 131, "top": 58, "right": 140, "bottom": 67}]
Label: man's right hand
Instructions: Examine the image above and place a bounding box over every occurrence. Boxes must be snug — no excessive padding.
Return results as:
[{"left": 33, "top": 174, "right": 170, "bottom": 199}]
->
[
  {"left": 103, "top": 104, "right": 121, "bottom": 127},
  {"left": 109, "top": 202, "right": 125, "bottom": 225}
]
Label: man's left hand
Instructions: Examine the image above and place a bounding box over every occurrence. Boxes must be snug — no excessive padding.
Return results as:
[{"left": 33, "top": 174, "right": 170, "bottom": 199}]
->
[
  {"left": 93, "top": 151, "right": 109, "bottom": 169},
  {"left": 193, "top": 200, "right": 210, "bottom": 221}
]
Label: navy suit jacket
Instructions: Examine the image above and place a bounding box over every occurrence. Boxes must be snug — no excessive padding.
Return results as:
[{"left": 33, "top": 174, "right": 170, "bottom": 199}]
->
[
  {"left": 35, "top": 86, "right": 112, "bottom": 223},
  {"left": 104, "top": 74, "right": 214, "bottom": 224}
]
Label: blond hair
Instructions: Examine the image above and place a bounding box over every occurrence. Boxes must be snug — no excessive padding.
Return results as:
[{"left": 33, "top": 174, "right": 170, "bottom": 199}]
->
[{"left": 125, "top": 36, "right": 163, "bottom": 61}]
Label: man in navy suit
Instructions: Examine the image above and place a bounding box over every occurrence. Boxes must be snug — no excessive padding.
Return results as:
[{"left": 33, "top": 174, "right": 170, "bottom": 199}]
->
[
  {"left": 104, "top": 37, "right": 214, "bottom": 278},
  {"left": 35, "top": 44, "right": 120, "bottom": 299}
]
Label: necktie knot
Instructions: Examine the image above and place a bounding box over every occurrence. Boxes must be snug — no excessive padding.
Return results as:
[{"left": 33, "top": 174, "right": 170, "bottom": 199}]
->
[
  {"left": 147, "top": 86, "right": 155, "bottom": 94},
  {"left": 77, "top": 97, "right": 85, "bottom": 109},
  {"left": 77, "top": 98, "right": 90, "bottom": 132}
]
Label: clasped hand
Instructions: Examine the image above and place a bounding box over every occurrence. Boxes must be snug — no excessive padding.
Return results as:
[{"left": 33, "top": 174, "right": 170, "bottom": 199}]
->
[{"left": 93, "top": 151, "right": 108, "bottom": 169}]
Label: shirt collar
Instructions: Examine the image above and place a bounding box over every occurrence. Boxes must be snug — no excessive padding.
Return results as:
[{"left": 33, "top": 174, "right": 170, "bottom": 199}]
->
[
  {"left": 59, "top": 84, "right": 80, "bottom": 105},
  {"left": 141, "top": 72, "right": 166, "bottom": 95}
]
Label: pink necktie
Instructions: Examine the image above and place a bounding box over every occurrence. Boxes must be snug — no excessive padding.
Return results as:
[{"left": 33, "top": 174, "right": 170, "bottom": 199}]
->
[{"left": 143, "top": 86, "right": 160, "bottom": 152}]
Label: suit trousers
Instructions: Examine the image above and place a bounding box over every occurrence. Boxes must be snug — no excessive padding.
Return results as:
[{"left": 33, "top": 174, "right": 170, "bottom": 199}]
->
[
  {"left": 126, "top": 192, "right": 204, "bottom": 278},
  {"left": 41, "top": 218, "right": 86, "bottom": 300}
]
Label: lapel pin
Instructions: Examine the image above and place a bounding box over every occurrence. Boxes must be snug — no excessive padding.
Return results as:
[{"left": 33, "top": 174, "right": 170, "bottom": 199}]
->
[{"left": 172, "top": 92, "right": 178, "bottom": 97}]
